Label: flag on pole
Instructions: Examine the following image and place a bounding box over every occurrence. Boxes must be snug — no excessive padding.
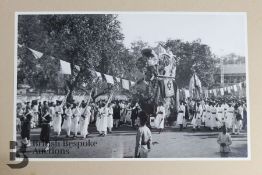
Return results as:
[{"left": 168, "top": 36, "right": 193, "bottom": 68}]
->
[
  {"left": 163, "top": 79, "right": 175, "bottom": 97},
  {"left": 104, "top": 74, "right": 114, "bottom": 85},
  {"left": 60, "top": 60, "right": 71, "bottom": 74},
  {"left": 189, "top": 73, "right": 202, "bottom": 98},
  {"left": 122, "top": 79, "right": 130, "bottom": 90},
  {"left": 28, "top": 48, "right": 43, "bottom": 59}
]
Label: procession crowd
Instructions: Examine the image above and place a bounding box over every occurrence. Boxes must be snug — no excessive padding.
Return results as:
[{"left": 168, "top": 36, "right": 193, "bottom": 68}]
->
[{"left": 16, "top": 95, "right": 247, "bottom": 156}]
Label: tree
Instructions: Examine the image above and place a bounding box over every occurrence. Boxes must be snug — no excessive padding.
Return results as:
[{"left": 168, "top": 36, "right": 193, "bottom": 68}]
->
[
  {"left": 222, "top": 53, "right": 245, "bottom": 64},
  {"left": 18, "top": 14, "right": 128, "bottom": 102},
  {"left": 164, "top": 39, "right": 216, "bottom": 88}
]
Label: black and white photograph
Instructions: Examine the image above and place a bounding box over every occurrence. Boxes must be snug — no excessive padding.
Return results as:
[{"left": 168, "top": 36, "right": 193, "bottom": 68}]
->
[{"left": 15, "top": 12, "right": 249, "bottom": 159}]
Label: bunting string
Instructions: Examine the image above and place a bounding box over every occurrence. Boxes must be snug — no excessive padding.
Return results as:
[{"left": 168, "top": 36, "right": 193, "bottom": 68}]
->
[{"left": 18, "top": 43, "right": 136, "bottom": 91}]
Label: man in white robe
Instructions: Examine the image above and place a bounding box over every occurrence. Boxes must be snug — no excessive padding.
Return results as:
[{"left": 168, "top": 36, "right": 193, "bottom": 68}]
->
[
  {"left": 192, "top": 102, "right": 202, "bottom": 130},
  {"left": 201, "top": 101, "right": 207, "bottom": 125},
  {"left": 48, "top": 102, "right": 56, "bottom": 127},
  {"left": 80, "top": 103, "right": 91, "bottom": 138},
  {"left": 221, "top": 101, "right": 229, "bottom": 127},
  {"left": 216, "top": 103, "right": 223, "bottom": 129},
  {"left": 32, "top": 103, "right": 39, "bottom": 128},
  {"left": 177, "top": 101, "right": 185, "bottom": 131},
  {"left": 63, "top": 103, "right": 72, "bottom": 137},
  {"left": 71, "top": 103, "right": 80, "bottom": 138},
  {"left": 232, "top": 103, "right": 243, "bottom": 135},
  {"left": 210, "top": 102, "right": 217, "bottom": 131},
  {"left": 97, "top": 103, "right": 108, "bottom": 136},
  {"left": 155, "top": 102, "right": 165, "bottom": 134},
  {"left": 217, "top": 127, "right": 232, "bottom": 153},
  {"left": 225, "top": 104, "right": 234, "bottom": 130},
  {"left": 53, "top": 101, "right": 63, "bottom": 136},
  {"left": 107, "top": 103, "right": 114, "bottom": 133},
  {"left": 205, "top": 103, "right": 211, "bottom": 128}
]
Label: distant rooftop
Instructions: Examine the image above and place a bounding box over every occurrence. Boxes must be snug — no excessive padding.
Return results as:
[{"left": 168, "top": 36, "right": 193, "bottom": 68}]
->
[{"left": 222, "top": 64, "right": 246, "bottom": 74}]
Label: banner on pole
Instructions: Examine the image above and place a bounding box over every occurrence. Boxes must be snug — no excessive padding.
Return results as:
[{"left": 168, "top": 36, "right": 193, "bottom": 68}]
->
[{"left": 164, "top": 79, "right": 175, "bottom": 97}]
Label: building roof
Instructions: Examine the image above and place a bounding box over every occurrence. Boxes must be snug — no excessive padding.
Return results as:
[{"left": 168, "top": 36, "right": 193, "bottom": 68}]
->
[{"left": 222, "top": 64, "right": 246, "bottom": 74}]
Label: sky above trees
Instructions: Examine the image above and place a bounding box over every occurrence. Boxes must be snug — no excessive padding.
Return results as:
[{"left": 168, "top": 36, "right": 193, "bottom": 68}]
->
[{"left": 117, "top": 12, "right": 247, "bottom": 57}]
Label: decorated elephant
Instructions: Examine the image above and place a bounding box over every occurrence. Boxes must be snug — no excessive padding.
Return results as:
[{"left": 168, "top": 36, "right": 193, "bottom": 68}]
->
[{"left": 135, "top": 46, "right": 178, "bottom": 124}]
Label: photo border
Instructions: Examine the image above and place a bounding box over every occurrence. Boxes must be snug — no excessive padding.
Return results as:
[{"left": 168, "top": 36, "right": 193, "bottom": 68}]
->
[{"left": 13, "top": 11, "right": 251, "bottom": 161}]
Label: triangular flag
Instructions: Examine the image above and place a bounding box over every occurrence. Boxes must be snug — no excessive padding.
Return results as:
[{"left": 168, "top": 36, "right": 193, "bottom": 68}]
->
[
  {"left": 115, "top": 77, "right": 121, "bottom": 83},
  {"left": 95, "top": 71, "right": 102, "bottom": 80},
  {"left": 60, "top": 60, "right": 71, "bottom": 74},
  {"left": 28, "top": 48, "right": 43, "bottom": 59},
  {"left": 75, "top": 65, "right": 80, "bottom": 71},
  {"left": 104, "top": 74, "right": 114, "bottom": 85},
  {"left": 122, "top": 79, "right": 130, "bottom": 90},
  {"left": 130, "top": 81, "right": 135, "bottom": 86}
]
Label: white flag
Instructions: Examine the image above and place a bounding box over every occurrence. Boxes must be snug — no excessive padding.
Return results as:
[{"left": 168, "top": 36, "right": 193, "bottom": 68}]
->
[
  {"left": 122, "top": 79, "right": 130, "bottom": 90},
  {"left": 28, "top": 48, "right": 43, "bottom": 59},
  {"left": 115, "top": 77, "right": 121, "bottom": 83},
  {"left": 95, "top": 71, "right": 102, "bottom": 80},
  {"left": 60, "top": 60, "right": 71, "bottom": 74},
  {"left": 130, "top": 81, "right": 135, "bottom": 86},
  {"left": 75, "top": 65, "right": 80, "bottom": 71},
  {"left": 164, "top": 79, "right": 175, "bottom": 97},
  {"left": 104, "top": 74, "right": 114, "bottom": 85}
]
